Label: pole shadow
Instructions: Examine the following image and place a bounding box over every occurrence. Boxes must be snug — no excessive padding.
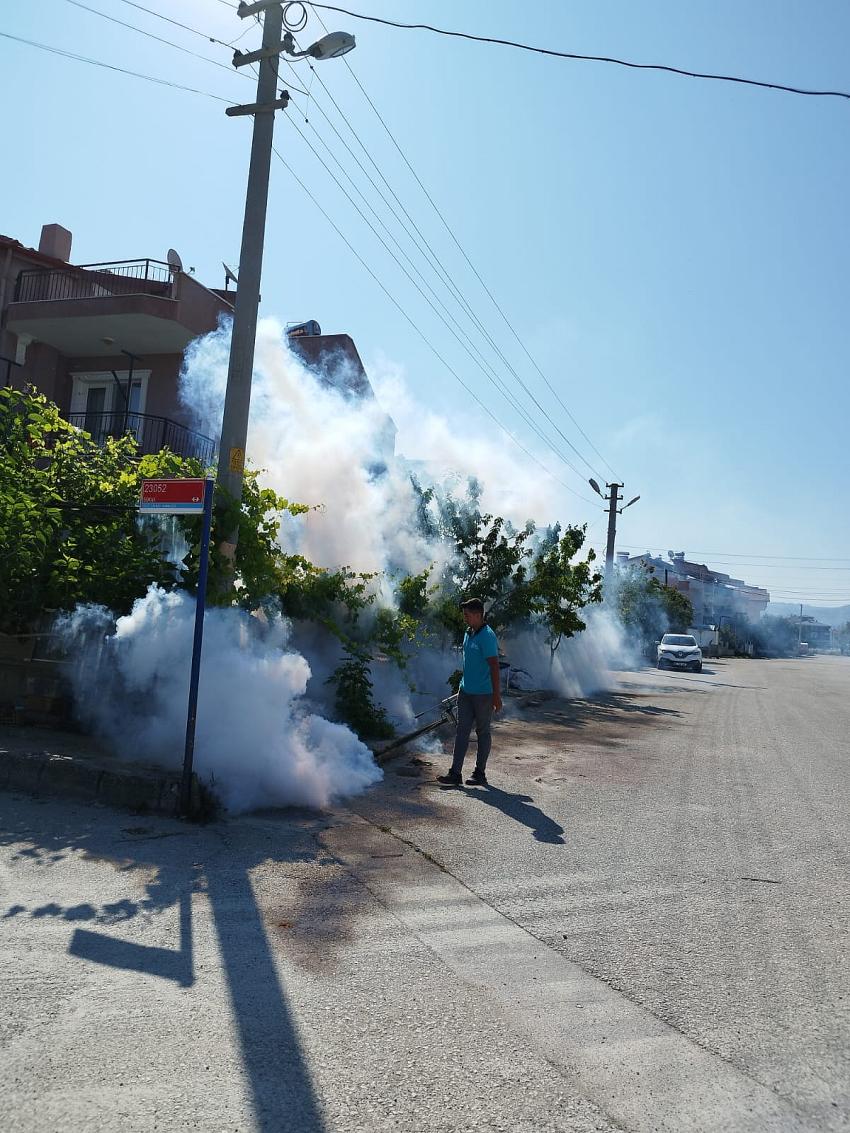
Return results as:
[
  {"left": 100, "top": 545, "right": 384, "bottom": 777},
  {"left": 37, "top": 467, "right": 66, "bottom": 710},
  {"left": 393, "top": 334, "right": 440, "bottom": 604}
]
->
[{"left": 0, "top": 806, "right": 327, "bottom": 1132}]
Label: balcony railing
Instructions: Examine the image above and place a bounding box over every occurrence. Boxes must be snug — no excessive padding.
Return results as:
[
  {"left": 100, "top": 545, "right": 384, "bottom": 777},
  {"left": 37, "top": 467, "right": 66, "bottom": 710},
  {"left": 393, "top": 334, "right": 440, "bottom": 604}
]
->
[
  {"left": 68, "top": 411, "right": 215, "bottom": 466},
  {"left": 13, "top": 260, "right": 176, "bottom": 304}
]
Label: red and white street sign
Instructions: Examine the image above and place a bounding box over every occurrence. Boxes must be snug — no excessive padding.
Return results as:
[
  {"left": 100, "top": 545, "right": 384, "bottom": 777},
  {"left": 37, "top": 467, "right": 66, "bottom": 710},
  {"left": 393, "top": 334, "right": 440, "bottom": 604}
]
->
[{"left": 139, "top": 478, "right": 206, "bottom": 514}]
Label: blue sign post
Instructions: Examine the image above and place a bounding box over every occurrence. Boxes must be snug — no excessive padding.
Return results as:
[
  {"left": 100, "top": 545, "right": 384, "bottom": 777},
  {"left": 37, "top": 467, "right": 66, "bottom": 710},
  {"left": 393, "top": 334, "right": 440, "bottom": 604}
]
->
[{"left": 180, "top": 478, "right": 214, "bottom": 817}]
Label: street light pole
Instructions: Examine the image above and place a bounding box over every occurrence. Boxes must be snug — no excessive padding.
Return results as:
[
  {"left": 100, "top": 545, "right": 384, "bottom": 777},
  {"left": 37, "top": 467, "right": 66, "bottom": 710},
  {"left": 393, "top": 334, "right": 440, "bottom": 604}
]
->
[
  {"left": 215, "top": 1, "right": 286, "bottom": 525},
  {"left": 214, "top": 5, "right": 356, "bottom": 559},
  {"left": 589, "top": 479, "right": 640, "bottom": 588},
  {"left": 603, "top": 482, "right": 622, "bottom": 582}
]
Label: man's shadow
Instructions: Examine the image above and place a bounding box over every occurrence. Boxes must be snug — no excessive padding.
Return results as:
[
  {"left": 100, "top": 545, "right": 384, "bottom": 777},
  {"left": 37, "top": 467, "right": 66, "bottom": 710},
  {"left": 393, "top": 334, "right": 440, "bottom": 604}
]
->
[{"left": 460, "top": 784, "right": 565, "bottom": 844}]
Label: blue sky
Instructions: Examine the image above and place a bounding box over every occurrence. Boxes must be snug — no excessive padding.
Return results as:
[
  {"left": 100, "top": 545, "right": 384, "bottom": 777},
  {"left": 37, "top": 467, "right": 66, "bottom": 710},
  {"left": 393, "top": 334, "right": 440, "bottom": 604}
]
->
[{"left": 2, "top": 1, "right": 849, "bottom": 604}]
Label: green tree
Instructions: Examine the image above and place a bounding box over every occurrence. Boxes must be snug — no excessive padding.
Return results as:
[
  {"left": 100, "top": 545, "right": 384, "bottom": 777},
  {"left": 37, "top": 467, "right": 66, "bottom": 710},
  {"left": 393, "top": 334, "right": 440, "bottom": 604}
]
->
[
  {"left": 749, "top": 615, "right": 800, "bottom": 657},
  {"left": 616, "top": 568, "right": 694, "bottom": 651},
  {"left": 410, "top": 477, "right": 536, "bottom": 639},
  {"left": 660, "top": 583, "right": 693, "bottom": 633},
  {"left": 528, "top": 525, "right": 603, "bottom": 668},
  {"left": 0, "top": 387, "right": 193, "bottom": 633}
]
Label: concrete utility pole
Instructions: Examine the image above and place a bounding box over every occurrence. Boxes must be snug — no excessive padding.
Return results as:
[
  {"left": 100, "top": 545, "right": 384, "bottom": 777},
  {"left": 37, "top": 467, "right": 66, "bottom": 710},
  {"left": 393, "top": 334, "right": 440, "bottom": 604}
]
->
[
  {"left": 215, "top": 0, "right": 288, "bottom": 525},
  {"left": 603, "top": 482, "right": 622, "bottom": 581},
  {"left": 588, "top": 480, "right": 639, "bottom": 587}
]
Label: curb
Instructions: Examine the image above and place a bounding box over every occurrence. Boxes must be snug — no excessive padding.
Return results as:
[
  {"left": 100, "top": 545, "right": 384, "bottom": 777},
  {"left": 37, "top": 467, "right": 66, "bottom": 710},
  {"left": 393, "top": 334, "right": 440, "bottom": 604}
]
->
[{"left": 0, "top": 747, "right": 213, "bottom": 819}]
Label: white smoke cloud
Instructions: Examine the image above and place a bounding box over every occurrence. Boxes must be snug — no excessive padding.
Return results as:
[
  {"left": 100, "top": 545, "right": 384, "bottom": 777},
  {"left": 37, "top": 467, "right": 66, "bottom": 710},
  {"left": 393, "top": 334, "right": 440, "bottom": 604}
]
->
[
  {"left": 504, "top": 607, "right": 633, "bottom": 699},
  {"left": 368, "top": 352, "right": 579, "bottom": 529},
  {"left": 58, "top": 588, "right": 381, "bottom": 813},
  {"left": 54, "top": 320, "right": 634, "bottom": 814},
  {"left": 181, "top": 320, "right": 437, "bottom": 579},
  {"left": 182, "top": 318, "right": 632, "bottom": 712}
]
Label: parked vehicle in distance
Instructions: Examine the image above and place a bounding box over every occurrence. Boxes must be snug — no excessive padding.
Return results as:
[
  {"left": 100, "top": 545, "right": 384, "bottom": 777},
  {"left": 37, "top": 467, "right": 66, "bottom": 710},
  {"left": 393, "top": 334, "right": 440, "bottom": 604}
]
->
[{"left": 657, "top": 634, "right": 703, "bottom": 672}]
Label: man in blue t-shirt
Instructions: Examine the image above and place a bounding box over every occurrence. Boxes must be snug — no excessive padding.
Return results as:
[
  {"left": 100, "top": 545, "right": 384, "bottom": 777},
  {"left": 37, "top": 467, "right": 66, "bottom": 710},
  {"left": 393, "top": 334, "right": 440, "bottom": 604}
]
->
[{"left": 438, "top": 597, "right": 502, "bottom": 787}]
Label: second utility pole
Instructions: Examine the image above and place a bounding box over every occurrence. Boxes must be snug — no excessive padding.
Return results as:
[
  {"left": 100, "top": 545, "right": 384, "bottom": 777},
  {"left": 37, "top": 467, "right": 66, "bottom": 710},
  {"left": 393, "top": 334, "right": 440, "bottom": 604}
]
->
[
  {"left": 604, "top": 482, "right": 623, "bottom": 583},
  {"left": 216, "top": 1, "right": 287, "bottom": 537}
]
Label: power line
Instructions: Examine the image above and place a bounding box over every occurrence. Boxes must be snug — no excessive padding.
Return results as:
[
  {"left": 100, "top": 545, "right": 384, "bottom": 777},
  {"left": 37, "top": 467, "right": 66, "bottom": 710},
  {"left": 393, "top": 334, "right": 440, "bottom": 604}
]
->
[
  {"left": 9, "top": 5, "right": 600, "bottom": 508},
  {"left": 70, "top": 0, "right": 616, "bottom": 486},
  {"left": 623, "top": 557, "right": 850, "bottom": 572},
  {"left": 282, "top": 93, "right": 598, "bottom": 488},
  {"left": 0, "top": 30, "right": 234, "bottom": 102},
  {"left": 308, "top": 4, "right": 618, "bottom": 480},
  {"left": 114, "top": 0, "right": 243, "bottom": 51},
  {"left": 279, "top": 119, "right": 601, "bottom": 499},
  {"left": 65, "top": 0, "right": 253, "bottom": 80},
  {"left": 271, "top": 145, "right": 601, "bottom": 508},
  {"left": 310, "top": 4, "right": 850, "bottom": 102},
  {"left": 284, "top": 41, "right": 607, "bottom": 483},
  {"left": 616, "top": 544, "right": 850, "bottom": 562}
]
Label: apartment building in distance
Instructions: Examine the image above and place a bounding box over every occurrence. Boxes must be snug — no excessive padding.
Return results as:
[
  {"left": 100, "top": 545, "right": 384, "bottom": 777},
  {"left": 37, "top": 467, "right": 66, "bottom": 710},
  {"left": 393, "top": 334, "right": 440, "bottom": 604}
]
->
[{"left": 620, "top": 550, "right": 770, "bottom": 634}]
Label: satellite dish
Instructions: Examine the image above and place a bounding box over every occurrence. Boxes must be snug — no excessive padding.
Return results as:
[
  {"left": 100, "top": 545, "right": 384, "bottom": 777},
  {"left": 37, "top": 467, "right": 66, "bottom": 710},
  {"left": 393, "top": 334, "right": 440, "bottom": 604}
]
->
[
  {"left": 667, "top": 550, "right": 675, "bottom": 559},
  {"left": 223, "top": 262, "right": 239, "bottom": 289},
  {"left": 167, "top": 248, "right": 184, "bottom": 272}
]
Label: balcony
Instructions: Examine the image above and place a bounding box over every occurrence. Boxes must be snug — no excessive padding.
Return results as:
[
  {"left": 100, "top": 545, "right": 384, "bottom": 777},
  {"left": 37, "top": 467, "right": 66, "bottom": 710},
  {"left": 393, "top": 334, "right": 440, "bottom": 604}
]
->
[
  {"left": 13, "top": 259, "right": 176, "bottom": 304},
  {"left": 69, "top": 411, "right": 216, "bottom": 466},
  {"left": 6, "top": 259, "right": 228, "bottom": 357}
]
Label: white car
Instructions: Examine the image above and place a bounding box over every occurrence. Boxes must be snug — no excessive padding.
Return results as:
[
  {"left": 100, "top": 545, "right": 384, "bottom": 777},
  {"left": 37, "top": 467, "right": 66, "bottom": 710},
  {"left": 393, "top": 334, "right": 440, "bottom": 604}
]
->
[{"left": 657, "top": 634, "right": 702, "bottom": 672}]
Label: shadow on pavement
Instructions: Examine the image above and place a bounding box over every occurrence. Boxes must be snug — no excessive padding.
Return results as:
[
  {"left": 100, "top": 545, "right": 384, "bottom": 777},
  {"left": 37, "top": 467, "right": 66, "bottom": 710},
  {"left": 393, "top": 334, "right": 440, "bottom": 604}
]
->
[
  {"left": 462, "top": 784, "right": 566, "bottom": 844},
  {"left": 537, "top": 690, "right": 684, "bottom": 733},
  {"left": 0, "top": 805, "right": 326, "bottom": 1132}
]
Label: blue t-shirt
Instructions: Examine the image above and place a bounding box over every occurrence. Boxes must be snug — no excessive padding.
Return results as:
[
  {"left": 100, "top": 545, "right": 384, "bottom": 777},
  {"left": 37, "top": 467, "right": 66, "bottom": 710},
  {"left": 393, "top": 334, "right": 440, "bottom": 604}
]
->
[{"left": 461, "top": 624, "right": 499, "bottom": 694}]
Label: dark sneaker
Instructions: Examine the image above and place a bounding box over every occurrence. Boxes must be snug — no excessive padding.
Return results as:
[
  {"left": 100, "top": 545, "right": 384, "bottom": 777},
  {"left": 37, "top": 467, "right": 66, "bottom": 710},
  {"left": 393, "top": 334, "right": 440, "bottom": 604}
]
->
[
  {"left": 437, "top": 771, "right": 462, "bottom": 786},
  {"left": 466, "top": 770, "right": 488, "bottom": 786}
]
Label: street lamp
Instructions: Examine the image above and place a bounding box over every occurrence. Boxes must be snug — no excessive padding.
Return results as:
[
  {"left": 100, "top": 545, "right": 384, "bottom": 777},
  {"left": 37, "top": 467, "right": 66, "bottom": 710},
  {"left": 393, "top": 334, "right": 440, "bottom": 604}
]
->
[{"left": 282, "top": 30, "right": 356, "bottom": 59}]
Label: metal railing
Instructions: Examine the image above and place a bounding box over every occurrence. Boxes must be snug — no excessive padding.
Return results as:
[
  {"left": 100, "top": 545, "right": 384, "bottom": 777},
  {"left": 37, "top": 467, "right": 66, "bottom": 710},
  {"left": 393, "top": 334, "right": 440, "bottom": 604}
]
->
[
  {"left": 13, "top": 260, "right": 175, "bottom": 304},
  {"left": 67, "top": 411, "right": 215, "bottom": 465},
  {"left": 1, "top": 355, "right": 22, "bottom": 386}
]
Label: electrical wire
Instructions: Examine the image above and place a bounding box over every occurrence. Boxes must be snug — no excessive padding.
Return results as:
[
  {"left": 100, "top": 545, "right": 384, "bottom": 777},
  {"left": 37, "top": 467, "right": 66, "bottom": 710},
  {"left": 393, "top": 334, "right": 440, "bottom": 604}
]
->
[
  {"left": 281, "top": 114, "right": 602, "bottom": 498},
  {"left": 281, "top": 83, "right": 598, "bottom": 486},
  {"left": 308, "top": 4, "right": 619, "bottom": 480},
  {"left": 115, "top": 0, "right": 244, "bottom": 51},
  {"left": 64, "top": 0, "right": 254, "bottom": 80},
  {"left": 288, "top": 30, "right": 609, "bottom": 483},
  {"left": 271, "top": 145, "right": 601, "bottom": 508},
  {"left": 616, "top": 545, "right": 850, "bottom": 563},
  {"left": 309, "top": 5, "right": 850, "bottom": 102},
  {"left": 617, "top": 551, "right": 850, "bottom": 572},
  {"left": 66, "top": 1, "right": 311, "bottom": 105},
  {"left": 5, "top": 5, "right": 604, "bottom": 507},
  {"left": 0, "top": 30, "right": 234, "bottom": 102},
  {"left": 75, "top": 0, "right": 617, "bottom": 486}
]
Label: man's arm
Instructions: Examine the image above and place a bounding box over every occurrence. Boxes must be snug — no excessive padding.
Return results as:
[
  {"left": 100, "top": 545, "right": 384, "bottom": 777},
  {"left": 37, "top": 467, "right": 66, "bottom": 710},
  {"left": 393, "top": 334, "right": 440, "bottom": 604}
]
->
[{"left": 487, "top": 656, "right": 503, "bottom": 713}]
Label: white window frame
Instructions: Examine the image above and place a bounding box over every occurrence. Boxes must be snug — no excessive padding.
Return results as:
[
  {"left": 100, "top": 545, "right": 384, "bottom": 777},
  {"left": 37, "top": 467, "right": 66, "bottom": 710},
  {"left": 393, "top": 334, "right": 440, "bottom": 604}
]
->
[{"left": 70, "top": 369, "right": 151, "bottom": 417}]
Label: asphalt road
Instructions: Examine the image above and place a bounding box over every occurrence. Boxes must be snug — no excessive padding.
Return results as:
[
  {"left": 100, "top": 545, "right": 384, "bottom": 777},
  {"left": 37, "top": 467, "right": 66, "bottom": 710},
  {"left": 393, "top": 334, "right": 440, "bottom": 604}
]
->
[
  {"left": 355, "top": 655, "right": 850, "bottom": 1131},
  {"left": 1, "top": 655, "right": 847, "bottom": 1131}
]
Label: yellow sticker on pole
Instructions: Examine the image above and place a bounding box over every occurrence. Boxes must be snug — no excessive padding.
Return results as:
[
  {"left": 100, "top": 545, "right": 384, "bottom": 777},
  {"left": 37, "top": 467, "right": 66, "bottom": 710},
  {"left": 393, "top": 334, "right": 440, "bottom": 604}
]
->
[{"left": 228, "top": 447, "right": 245, "bottom": 473}]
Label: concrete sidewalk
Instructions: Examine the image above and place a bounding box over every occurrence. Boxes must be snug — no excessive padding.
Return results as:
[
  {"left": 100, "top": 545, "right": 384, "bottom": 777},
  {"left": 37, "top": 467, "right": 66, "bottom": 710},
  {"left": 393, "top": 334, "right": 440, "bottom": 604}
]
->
[{"left": 0, "top": 790, "right": 617, "bottom": 1133}]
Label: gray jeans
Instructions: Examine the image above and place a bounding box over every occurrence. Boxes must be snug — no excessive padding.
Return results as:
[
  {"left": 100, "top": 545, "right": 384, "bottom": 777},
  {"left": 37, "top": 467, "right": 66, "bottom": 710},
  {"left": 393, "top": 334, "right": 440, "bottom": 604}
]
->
[{"left": 451, "top": 690, "right": 494, "bottom": 774}]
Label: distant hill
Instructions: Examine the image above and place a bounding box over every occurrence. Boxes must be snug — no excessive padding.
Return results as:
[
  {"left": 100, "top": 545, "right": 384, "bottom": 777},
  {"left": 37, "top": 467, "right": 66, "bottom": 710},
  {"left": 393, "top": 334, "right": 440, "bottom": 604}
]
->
[{"left": 766, "top": 603, "right": 850, "bottom": 628}]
